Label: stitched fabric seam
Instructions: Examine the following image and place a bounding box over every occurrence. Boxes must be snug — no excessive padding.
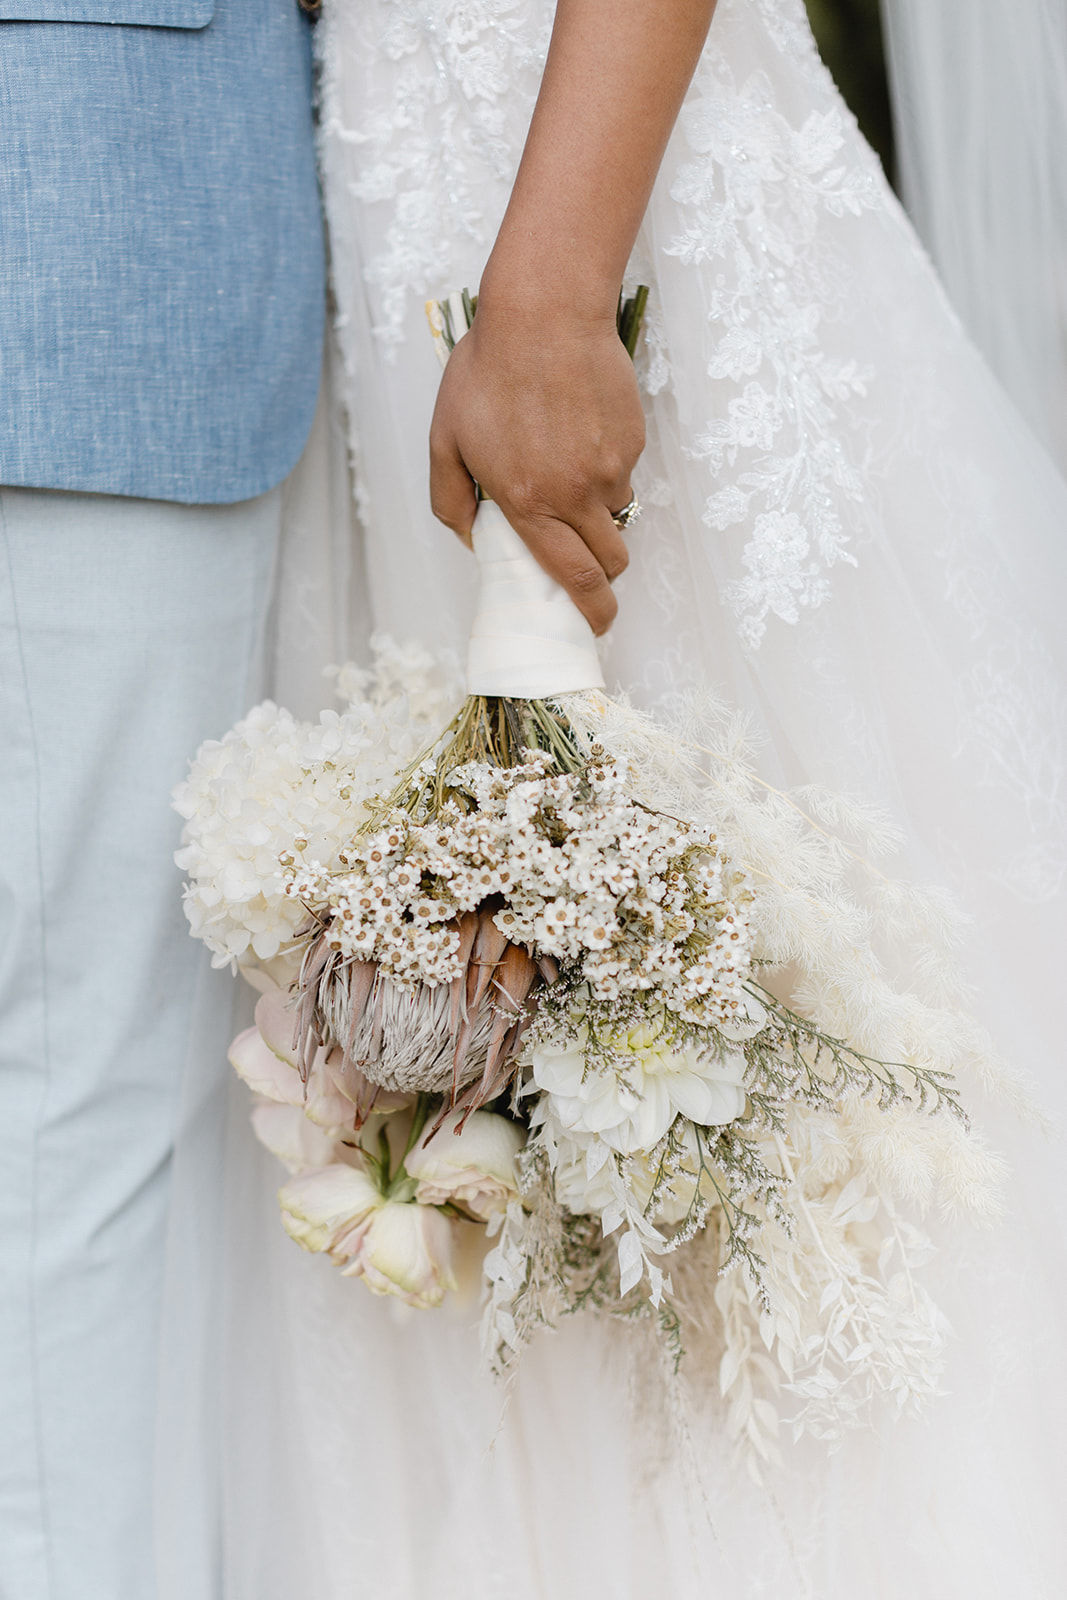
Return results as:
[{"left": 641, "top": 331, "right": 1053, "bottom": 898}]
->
[{"left": 1, "top": 489, "right": 57, "bottom": 1600}]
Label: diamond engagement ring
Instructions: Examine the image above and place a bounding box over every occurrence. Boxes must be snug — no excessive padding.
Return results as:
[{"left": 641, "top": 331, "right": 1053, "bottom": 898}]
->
[{"left": 610, "top": 494, "right": 642, "bottom": 531}]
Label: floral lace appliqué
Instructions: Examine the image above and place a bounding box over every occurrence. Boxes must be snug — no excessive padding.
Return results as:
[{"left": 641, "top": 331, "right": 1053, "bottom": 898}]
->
[
  {"left": 667, "top": 36, "right": 883, "bottom": 646},
  {"left": 317, "top": 0, "right": 549, "bottom": 354}
]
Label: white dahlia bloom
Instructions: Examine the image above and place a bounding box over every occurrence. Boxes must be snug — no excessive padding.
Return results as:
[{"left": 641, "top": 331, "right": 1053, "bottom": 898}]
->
[
  {"left": 545, "top": 1114, "right": 705, "bottom": 1224},
  {"left": 547, "top": 1124, "right": 620, "bottom": 1216},
  {"left": 531, "top": 1019, "right": 747, "bottom": 1154}
]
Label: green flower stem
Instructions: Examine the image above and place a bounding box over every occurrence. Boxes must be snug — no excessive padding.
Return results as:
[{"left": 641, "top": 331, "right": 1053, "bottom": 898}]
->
[
  {"left": 400, "top": 1092, "right": 434, "bottom": 1166},
  {"left": 745, "top": 978, "right": 966, "bottom": 1122},
  {"left": 617, "top": 284, "right": 650, "bottom": 358}
]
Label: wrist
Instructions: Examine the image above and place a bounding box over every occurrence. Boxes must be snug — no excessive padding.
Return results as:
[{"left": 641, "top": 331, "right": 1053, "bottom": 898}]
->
[{"left": 478, "top": 236, "right": 623, "bottom": 333}]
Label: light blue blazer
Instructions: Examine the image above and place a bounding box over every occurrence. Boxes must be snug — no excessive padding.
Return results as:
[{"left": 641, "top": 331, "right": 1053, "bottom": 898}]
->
[{"left": 0, "top": 0, "right": 325, "bottom": 504}]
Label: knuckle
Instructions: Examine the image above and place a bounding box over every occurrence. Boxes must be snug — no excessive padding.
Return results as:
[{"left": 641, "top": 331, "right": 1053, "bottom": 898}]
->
[
  {"left": 568, "top": 562, "right": 608, "bottom": 600},
  {"left": 613, "top": 421, "right": 645, "bottom": 471},
  {"left": 597, "top": 449, "right": 628, "bottom": 489},
  {"left": 605, "top": 545, "right": 630, "bottom": 581}
]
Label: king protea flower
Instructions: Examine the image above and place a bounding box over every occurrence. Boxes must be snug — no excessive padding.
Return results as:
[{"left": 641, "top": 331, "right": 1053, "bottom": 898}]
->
[{"left": 293, "top": 901, "right": 556, "bottom": 1123}]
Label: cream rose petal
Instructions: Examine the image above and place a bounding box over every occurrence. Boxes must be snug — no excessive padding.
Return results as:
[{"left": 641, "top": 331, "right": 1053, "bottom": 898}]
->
[
  {"left": 251, "top": 1102, "right": 338, "bottom": 1174},
  {"left": 303, "top": 1055, "right": 359, "bottom": 1133},
  {"left": 345, "top": 1201, "right": 457, "bottom": 1309},
  {"left": 254, "top": 989, "right": 300, "bottom": 1068},
  {"left": 278, "top": 1163, "right": 382, "bottom": 1256},
  {"left": 407, "top": 1110, "right": 524, "bottom": 1219},
  {"left": 228, "top": 1025, "right": 304, "bottom": 1105},
  {"left": 254, "top": 991, "right": 356, "bottom": 1132}
]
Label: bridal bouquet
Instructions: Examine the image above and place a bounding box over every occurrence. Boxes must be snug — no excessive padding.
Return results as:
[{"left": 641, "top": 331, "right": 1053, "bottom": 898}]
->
[{"left": 175, "top": 292, "right": 1005, "bottom": 1464}]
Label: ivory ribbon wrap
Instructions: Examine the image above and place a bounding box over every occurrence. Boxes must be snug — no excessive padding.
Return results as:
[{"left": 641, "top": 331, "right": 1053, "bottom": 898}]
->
[{"left": 465, "top": 499, "right": 605, "bottom": 698}]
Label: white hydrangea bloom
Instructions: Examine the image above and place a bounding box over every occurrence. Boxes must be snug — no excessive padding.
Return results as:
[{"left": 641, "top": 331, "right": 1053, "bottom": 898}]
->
[{"left": 173, "top": 636, "right": 462, "bottom": 966}]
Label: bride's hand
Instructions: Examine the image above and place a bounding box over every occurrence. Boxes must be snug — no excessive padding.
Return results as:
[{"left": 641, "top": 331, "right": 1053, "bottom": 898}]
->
[
  {"left": 427, "top": 0, "right": 716, "bottom": 634},
  {"left": 428, "top": 296, "right": 644, "bottom": 636}
]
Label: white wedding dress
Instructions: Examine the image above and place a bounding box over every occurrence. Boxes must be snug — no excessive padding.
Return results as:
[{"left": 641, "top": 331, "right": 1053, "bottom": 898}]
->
[{"left": 157, "top": 2, "right": 1067, "bottom": 1595}]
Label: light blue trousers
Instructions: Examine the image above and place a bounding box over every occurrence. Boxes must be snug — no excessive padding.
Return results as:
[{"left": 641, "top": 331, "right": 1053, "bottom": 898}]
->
[{"left": 0, "top": 486, "right": 281, "bottom": 1600}]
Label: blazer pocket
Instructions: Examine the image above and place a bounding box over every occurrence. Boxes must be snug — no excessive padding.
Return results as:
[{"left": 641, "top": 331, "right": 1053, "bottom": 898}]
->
[{"left": 0, "top": 0, "right": 214, "bottom": 26}]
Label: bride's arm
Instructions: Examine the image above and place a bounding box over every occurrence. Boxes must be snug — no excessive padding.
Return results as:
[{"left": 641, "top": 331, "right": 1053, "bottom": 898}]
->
[{"left": 429, "top": 0, "right": 718, "bottom": 635}]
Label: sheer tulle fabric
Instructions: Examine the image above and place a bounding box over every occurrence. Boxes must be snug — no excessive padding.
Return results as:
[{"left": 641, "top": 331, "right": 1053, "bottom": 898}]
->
[
  {"left": 882, "top": 0, "right": 1067, "bottom": 472},
  {"left": 157, "top": 1, "right": 1067, "bottom": 1593}
]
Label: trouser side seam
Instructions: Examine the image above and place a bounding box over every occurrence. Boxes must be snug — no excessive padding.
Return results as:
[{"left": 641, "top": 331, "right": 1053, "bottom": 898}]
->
[{"left": 0, "top": 490, "right": 56, "bottom": 1600}]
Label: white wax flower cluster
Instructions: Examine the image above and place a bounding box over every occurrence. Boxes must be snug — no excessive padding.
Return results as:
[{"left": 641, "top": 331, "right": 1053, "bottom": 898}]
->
[
  {"left": 173, "top": 636, "right": 462, "bottom": 967},
  {"left": 285, "top": 756, "right": 754, "bottom": 1025}
]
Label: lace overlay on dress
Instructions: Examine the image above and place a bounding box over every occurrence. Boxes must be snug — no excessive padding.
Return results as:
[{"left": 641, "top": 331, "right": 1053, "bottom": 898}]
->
[
  {"left": 314, "top": 0, "right": 1067, "bottom": 893},
  {"left": 317, "top": 0, "right": 550, "bottom": 354},
  {"left": 668, "top": 41, "right": 883, "bottom": 645}
]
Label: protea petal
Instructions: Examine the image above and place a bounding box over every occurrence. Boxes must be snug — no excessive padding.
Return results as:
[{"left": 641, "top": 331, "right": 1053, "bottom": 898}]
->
[
  {"left": 536, "top": 954, "right": 560, "bottom": 986},
  {"left": 295, "top": 929, "right": 333, "bottom": 1082},
  {"left": 466, "top": 907, "right": 509, "bottom": 1018},
  {"left": 449, "top": 911, "right": 480, "bottom": 1036},
  {"left": 494, "top": 941, "right": 537, "bottom": 1013},
  {"left": 325, "top": 1046, "right": 411, "bottom": 1126},
  {"left": 451, "top": 908, "right": 511, "bottom": 1091},
  {"left": 345, "top": 959, "right": 377, "bottom": 1038}
]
